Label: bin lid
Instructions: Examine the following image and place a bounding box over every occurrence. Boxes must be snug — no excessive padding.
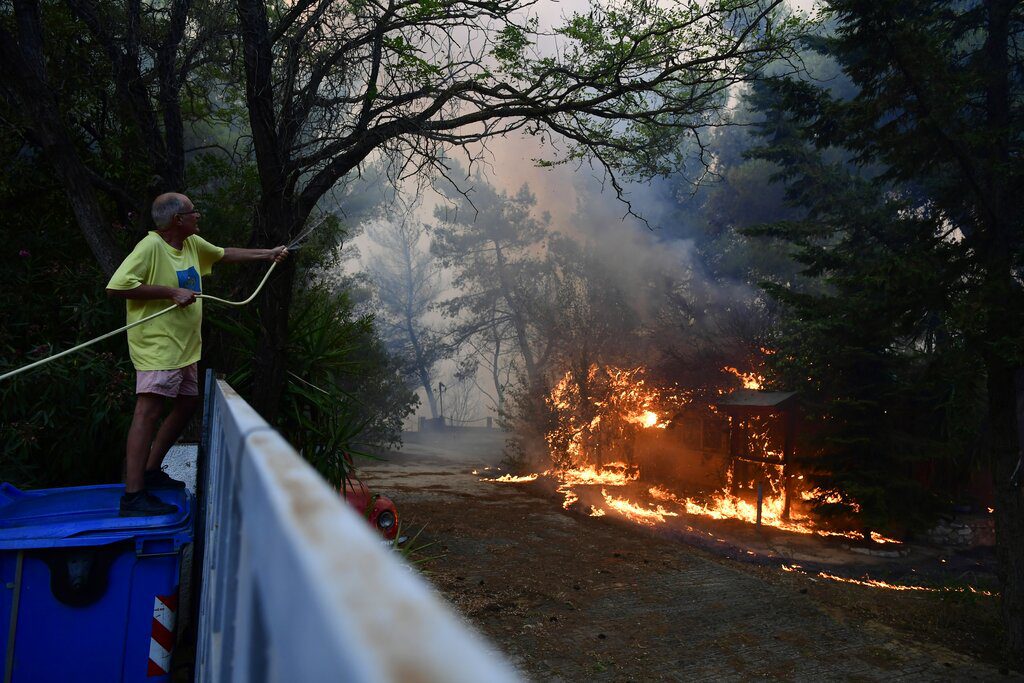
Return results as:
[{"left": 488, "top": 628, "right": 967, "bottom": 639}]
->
[{"left": 0, "top": 483, "right": 193, "bottom": 549}]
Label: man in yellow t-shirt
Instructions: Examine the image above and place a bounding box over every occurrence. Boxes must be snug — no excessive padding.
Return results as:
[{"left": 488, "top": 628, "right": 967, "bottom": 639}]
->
[{"left": 107, "top": 192, "right": 288, "bottom": 516}]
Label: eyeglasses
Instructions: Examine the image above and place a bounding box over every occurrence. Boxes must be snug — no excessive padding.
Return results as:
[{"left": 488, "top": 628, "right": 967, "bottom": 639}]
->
[{"left": 176, "top": 209, "right": 200, "bottom": 217}]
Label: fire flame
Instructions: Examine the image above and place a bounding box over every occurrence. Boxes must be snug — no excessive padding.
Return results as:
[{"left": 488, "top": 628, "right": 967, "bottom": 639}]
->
[
  {"left": 487, "top": 362, "right": 901, "bottom": 547},
  {"left": 559, "top": 486, "right": 579, "bottom": 509},
  {"left": 555, "top": 463, "right": 638, "bottom": 509},
  {"left": 483, "top": 473, "right": 539, "bottom": 483},
  {"left": 633, "top": 410, "right": 662, "bottom": 428},
  {"left": 781, "top": 565, "right": 994, "bottom": 596},
  {"left": 601, "top": 489, "right": 678, "bottom": 526},
  {"left": 649, "top": 484, "right": 899, "bottom": 543},
  {"left": 723, "top": 366, "right": 764, "bottom": 390},
  {"left": 558, "top": 462, "right": 638, "bottom": 487},
  {"left": 546, "top": 365, "right": 678, "bottom": 470},
  {"left": 652, "top": 483, "right": 804, "bottom": 531},
  {"left": 802, "top": 488, "right": 862, "bottom": 514},
  {"left": 488, "top": 466, "right": 899, "bottom": 544}
]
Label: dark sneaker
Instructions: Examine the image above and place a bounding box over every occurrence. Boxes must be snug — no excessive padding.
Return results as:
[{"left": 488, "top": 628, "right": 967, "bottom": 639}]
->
[
  {"left": 119, "top": 491, "right": 177, "bottom": 517},
  {"left": 144, "top": 469, "right": 187, "bottom": 489}
]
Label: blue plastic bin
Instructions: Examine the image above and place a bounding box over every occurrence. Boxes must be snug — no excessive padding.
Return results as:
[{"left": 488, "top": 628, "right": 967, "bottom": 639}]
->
[{"left": 0, "top": 483, "right": 193, "bottom": 682}]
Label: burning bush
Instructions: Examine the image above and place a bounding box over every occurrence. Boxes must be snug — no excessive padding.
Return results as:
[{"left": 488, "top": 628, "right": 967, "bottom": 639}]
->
[
  {"left": 544, "top": 364, "right": 680, "bottom": 471},
  {"left": 491, "top": 361, "right": 904, "bottom": 545}
]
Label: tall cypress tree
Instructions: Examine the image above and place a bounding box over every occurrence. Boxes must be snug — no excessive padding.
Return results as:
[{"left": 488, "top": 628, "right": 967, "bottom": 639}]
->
[
  {"left": 753, "top": 0, "right": 1024, "bottom": 664},
  {"left": 747, "top": 75, "right": 979, "bottom": 537}
]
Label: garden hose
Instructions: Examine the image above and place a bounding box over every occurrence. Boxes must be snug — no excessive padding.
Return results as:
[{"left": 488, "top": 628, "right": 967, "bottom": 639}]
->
[
  {"left": 0, "top": 259, "right": 280, "bottom": 383},
  {"left": 1, "top": 216, "right": 329, "bottom": 383}
]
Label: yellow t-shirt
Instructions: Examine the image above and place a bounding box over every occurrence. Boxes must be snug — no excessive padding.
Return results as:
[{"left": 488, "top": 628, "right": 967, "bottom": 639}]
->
[{"left": 106, "top": 232, "right": 224, "bottom": 370}]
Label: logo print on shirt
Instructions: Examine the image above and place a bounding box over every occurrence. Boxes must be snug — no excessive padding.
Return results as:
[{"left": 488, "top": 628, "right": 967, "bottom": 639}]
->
[{"left": 176, "top": 266, "right": 201, "bottom": 293}]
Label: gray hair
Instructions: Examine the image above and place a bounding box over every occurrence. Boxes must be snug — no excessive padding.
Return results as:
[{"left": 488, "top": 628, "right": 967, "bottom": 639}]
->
[{"left": 151, "top": 193, "right": 188, "bottom": 228}]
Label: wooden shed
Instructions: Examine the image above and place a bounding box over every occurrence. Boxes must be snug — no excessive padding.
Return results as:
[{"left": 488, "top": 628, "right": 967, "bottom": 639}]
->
[{"left": 715, "top": 390, "right": 799, "bottom": 519}]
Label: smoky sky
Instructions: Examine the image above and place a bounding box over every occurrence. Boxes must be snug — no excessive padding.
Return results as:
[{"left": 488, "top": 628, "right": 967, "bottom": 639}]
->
[{"left": 350, "top": 0, "right": 815, "bottom": 420}]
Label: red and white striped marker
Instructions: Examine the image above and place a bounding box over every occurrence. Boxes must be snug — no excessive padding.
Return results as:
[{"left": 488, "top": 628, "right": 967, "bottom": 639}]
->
[{"left": 148, "top": 592, "right": 178, "bottom": 677}]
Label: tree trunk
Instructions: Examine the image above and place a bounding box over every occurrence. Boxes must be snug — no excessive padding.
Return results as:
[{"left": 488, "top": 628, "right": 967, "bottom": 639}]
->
[
  {"left": 407, "top": 321, "right": 438, "bottom": 418},
  {"left": 236, "top": 0, "right": 297, "bottom": 422},
  {"left": 491, "top": 334, "right": 504, "bottom": 415},
  {"left": 989, "top": 355, "right": 1024, "bottom": 666},
  {"left": 249, "top": 204, "right": 298, "bottom": 422},
  {"left": 402, "top": 236, "right": 437, "bottom": 419},
  {"left": 1, "top": 0, "right": 123, "bottom": 275},
  {"left": 418, "top": 370, "right": 438, "bottom": 418},
  {"left": 493, "top": 240, "right": 538, "bottom": 387},
  {"left": 980, "top": 2, "right": 1023, "bottom": 664},
  {"left": 982, "top": 247, "right": 1024, "bottom": 667},
  {"left": 250, "top": 259, "right": 296, "bottom": 422},
  {"left": 51, "top": 157, "right": 122, "bottom": 275}
]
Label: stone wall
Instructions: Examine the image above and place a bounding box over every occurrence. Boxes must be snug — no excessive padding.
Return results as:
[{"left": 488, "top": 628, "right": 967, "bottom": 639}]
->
[{"left": 924, "top": 513, "right": 995, "bottom": 547}]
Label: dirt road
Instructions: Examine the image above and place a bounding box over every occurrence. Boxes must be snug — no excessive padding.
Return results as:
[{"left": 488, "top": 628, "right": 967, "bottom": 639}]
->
[{"left": 357, "top": 433, "right": 1012, "bottom": 682}]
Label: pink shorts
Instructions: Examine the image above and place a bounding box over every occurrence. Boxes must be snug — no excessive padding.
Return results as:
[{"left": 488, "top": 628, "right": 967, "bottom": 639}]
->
[{"left": 136, "top": 363, "right": 199, "bottom": 397}]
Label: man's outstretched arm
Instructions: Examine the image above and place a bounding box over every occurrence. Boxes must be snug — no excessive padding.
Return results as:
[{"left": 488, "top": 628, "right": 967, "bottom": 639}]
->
[{"left": 220, "top": 246, "right": 289, "bottom": 264}]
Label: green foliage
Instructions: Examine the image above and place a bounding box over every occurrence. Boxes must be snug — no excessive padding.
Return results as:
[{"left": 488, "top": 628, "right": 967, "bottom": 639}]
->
[
  {"left": 388, "top": 521, "right": 442, "bottom": 572},
  {"left": 537, "top": 0, "right": 804, "bottom": 177},
  {"left": 187, "top": 155, "right": 262, "bottom": 248},
  {"left": 431, "top": 175, "right": 552, "bottom": 395},
  {"left": 364, "top": 219, "right": 446, "bottom": 417},
  {"left": 187, "top": 156, "right": 409, "bottom": 485},
  {"left": 0, "top": 345, "right": 132, "bottom": 489},
  {"left": 409, "top": 0, "right": 441, "bottom": 20},
  {"left": 211, "top": 282, "right": 416, "bottom": 488},
  {"left": 0, "top": 156, "right": 133, "bottom": 488},
  {"left": 491, "top": 19, "right": 535, "bottom": 71},
  {"left": 746, "top": 73, "right": 985, "bottom": 534},
  {"left": 787, "top": 3, "right": 1024, "bottom": 369},
  {"left": 742, "top": 0, "right": 1024, "bottom": 576}
]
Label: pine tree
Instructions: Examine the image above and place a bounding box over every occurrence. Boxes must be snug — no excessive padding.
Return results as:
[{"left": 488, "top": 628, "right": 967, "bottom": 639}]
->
[
  {"left": 753, "top": 0, "right": 1024, "bottom": 662},
  {"left": 748, "top": 75, "right": 978, "bottom": 536}
]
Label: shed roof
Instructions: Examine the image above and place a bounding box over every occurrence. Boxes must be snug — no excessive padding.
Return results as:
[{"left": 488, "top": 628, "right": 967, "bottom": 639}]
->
[{"left": 716, "top": 389, "right": 798, "bottom": 410}]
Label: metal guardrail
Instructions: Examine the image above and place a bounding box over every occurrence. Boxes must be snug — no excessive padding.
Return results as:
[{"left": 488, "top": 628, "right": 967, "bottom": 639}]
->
[{"left": 194, "top": 377, "right": 520, "bottom": 683}]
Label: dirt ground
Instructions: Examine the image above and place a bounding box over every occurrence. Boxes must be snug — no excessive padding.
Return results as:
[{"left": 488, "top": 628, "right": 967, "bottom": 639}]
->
[{"left": 356, "top": 431, "right": 1016, "bottom": 682}]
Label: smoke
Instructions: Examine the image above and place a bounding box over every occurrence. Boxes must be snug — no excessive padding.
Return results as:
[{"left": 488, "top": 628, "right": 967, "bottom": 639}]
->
[
  {"left": 347, "top": 135, "right": 776, "bottom": 428},
  {"left": 342, "top": 0, "right": 815, "bottom": 427}
]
